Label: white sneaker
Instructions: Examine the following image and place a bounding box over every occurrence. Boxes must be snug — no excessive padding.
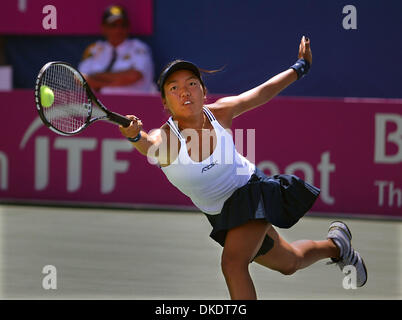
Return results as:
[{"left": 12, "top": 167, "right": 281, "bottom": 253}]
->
[{"left": 327, "top": 221, "right": 368, "bottom": 287}]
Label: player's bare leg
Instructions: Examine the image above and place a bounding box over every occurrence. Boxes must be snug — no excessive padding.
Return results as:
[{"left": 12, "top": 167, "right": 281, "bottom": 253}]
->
[
  {"left": 254, "top": 226, "right": 340, "bottom": 274},
  {"left": 221, "top": 220, "right": 271, "bottom": 300}
]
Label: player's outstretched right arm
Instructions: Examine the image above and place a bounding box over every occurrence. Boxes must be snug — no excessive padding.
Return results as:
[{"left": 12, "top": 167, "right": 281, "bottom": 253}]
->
[
  {"left": 119, "top": 115, "right": 158, "bottom": 157},
  {"left": 119, "top": 117, "right": 172, "bottom": 166}
]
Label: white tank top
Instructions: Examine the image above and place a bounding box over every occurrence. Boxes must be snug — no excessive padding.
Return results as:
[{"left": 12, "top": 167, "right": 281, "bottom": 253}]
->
[{"left": 160, "top": 106, "right": 255, "bottom": 215}]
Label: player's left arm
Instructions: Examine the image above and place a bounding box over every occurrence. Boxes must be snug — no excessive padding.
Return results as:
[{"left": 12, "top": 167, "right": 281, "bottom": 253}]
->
[{"left": 212, "top": 36, "right": 312, "bottom": 122}]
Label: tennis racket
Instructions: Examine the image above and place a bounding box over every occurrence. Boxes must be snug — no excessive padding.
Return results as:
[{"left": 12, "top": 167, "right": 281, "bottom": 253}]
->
[{"left": 34, "top": 61, "right": 132, "bottom": 136}]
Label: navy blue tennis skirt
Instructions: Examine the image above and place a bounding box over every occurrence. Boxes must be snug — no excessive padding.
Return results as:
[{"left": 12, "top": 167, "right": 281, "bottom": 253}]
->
[{"left": 205, "top": 167, "right": 320, "bottom": 258}]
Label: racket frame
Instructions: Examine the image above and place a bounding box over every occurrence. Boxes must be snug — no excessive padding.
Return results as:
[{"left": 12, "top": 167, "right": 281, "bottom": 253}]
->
[{"left": 35, "top": 61, "right": 131, "bottom": 136}]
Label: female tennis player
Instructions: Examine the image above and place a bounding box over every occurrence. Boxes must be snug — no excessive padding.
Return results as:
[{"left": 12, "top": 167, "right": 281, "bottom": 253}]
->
[{"left": 118, "top": 36, "right": 367, "bottom": 299}]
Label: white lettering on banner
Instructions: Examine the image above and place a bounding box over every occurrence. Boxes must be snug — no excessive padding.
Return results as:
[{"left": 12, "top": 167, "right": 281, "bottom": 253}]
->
[
  {"left": 101, "top": 139, "right": 132, "bottom": 194},
  {"left": 35, "top": 136, "right": 49, "bottom": 190},
  {"left": 342, "top": 5, "right": 357, "bottom": 30},
  {"left": 31, "top": 136, "right": 133, "bottom": 193},
  {"left": 374, "top": 181, "right": 402, "bottom": 208},
  {"left": 285, "top": 162, "right": 314, "bottom": 184},
  {"left": 54, "top": 138, "right": 97, "bottom": 192},
  {"left": 257, "top": 151, "right": 336, "bottom": 205},
  {"left": 317, "top": 151, "right": 336, "bottom": 205},
  {"left": 258, "top": 161, "right": 280, "bottom": 175},
  {"left": 0, "top": 151, "right": 8, "bottom": 190},
  {"left": 375, "top": 114, "right": 402, "bottom": 164},
  {"left": 375, "top": 181, "right": 387, "bottom": 206},
  {"left": 32, "top": 137, "right": 134, "bottom": 193},
  {"left": 388, "top": 182, "right": 402, "bottom": 207},
  {"left": 42, "top": 5, "right": 57, "bottom": 30}
]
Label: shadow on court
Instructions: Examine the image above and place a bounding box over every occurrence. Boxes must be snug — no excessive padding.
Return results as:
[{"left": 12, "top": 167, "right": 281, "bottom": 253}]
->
[{"left": 0, "top": 204, "right": 400, "bottom": 299}]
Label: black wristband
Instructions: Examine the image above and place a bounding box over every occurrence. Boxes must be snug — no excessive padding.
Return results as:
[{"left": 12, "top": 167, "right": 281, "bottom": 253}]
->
[
  {"left": 127, "top": 132, "right": 141, "bottom": 143},
  {"left": 290, "top": 58, "right": 310, "bottom": 80}
]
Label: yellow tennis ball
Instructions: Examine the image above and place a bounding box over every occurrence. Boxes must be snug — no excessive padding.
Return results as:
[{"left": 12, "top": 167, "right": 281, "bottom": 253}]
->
[{"left": 40, "top": 85, "right": 54, "bottom": 108}]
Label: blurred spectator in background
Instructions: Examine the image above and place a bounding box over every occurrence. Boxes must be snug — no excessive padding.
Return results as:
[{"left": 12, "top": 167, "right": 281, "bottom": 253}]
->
[
  {"left": 78, "top": 5, "right": 157, "bottom": 94},
  {"left": 0, "top": 36, "right": 12, "bottom": 91},
  {"left": 0, "top": 36, "right": 6, "bottom": 65}
]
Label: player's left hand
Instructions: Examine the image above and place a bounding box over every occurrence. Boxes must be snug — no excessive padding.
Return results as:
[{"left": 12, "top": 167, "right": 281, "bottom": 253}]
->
[{"left": 298, "top": 36, "right": 312, "bottom": 65}]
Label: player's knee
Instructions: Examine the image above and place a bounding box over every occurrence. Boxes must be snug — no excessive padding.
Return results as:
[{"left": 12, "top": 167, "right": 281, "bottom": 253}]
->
[
  {"left": 278, "top": 253, "right": 301, "bottom": 276},
  {"left": 279, "top": 264, "right": 297, "bottom": 276},
  {"left": 221, "top": 252, "right": 249, "bottom": 277}
]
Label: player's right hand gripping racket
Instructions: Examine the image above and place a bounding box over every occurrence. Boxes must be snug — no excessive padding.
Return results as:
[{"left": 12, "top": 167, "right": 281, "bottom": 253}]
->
[{"left": 35, "top": 61, "right": 132, "bottom": 136}]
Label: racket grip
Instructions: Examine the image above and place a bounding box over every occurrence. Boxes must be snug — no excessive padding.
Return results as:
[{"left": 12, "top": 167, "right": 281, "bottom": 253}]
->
[{"left": 108, "top": 111, "right": 132, "bottom": 127}]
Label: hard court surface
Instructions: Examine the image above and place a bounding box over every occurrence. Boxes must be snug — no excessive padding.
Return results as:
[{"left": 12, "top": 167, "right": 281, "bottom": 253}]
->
[{"left": 0, "top": 204, "right": 400, "bottom": 300}]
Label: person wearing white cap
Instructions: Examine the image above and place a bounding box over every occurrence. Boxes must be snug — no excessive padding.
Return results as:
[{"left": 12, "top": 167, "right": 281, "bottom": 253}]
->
[{"left": 78, "top": 5, "right": 157, "bottom": 94}]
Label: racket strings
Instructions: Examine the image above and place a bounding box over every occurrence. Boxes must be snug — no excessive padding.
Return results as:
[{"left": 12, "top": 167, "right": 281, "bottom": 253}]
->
[{"left": 41, "top": 64, "right": 89, "bottom": 134}]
